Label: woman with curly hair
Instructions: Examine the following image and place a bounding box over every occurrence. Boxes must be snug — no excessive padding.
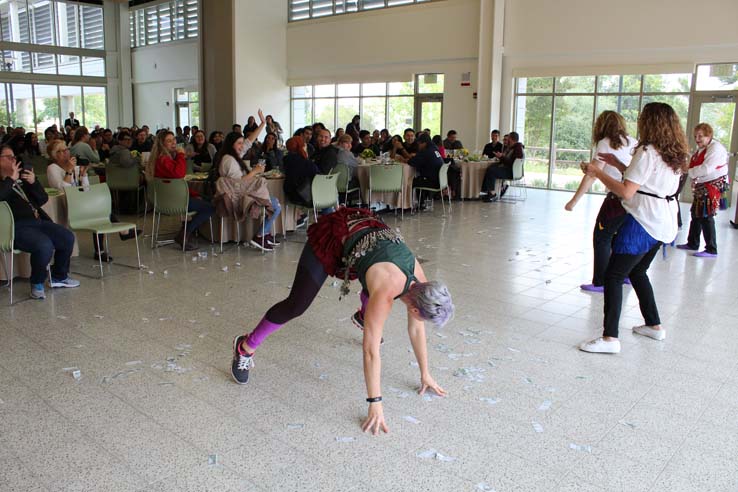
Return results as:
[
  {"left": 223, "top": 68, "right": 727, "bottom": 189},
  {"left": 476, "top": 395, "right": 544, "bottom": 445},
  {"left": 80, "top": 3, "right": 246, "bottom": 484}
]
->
[
  {"left": 579, "top": 103, "right": 689, "bottom": 354},
  {"left": 230, "top": 207, "right": 454, "bottom": 435},
  {"left": 565, "top": 111, "right": 637, "bottom": 292}
]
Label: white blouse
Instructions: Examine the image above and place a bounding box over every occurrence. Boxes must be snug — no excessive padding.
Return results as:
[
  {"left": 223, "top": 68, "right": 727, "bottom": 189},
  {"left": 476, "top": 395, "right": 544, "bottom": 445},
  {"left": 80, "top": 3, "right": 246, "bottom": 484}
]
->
[{"left": 47, "top": 163, "right": 90, "bottom": 190}]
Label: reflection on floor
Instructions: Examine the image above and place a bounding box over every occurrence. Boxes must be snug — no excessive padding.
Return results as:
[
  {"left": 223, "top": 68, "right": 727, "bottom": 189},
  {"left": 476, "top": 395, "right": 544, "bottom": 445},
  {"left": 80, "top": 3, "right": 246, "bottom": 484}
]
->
[{"left": 1, "top": 189, "right": 737, "bottom": 492}]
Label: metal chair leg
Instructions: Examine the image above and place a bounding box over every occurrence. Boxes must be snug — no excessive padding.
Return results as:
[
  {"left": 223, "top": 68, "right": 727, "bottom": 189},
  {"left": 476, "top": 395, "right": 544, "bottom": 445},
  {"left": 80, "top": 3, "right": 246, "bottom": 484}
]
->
[
  {"left": 220, "top": 217, "right": 224, "bottom": 254},
  {"left": 133, "top": 228, "right": 141, "bottom": 270},
  {"left": 95, "top": 234, "right": 104, "bottom": 278},
  {"left": 209, "top": 218, "right": 214, "bottom": 244}
]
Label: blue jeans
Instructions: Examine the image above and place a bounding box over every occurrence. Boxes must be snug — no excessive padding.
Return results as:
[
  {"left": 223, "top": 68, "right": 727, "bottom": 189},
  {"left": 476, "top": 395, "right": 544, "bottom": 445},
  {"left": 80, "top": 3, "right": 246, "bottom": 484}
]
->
[
  {"left": 186, "top": 197, "right": 215, "bottom": 235},
  {"left": 262, "top": 197, "right": 281, "bottom": 235},
  {"left": 14, "top": 219, "right": 75, "bottom": 284}
]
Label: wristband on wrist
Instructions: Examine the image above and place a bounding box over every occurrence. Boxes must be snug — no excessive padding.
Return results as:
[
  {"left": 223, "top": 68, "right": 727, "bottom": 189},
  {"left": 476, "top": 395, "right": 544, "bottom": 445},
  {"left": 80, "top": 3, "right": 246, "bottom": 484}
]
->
[{"left": 366, "top": 396, "right": 382, "bottom": 403}]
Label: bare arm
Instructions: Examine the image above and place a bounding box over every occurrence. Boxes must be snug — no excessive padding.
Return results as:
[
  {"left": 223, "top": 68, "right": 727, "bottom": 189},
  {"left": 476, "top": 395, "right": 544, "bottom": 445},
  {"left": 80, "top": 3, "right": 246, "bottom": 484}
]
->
[
  {"left": 597, "top": 153, "right": 627, "bottom": 174},
  {"left": 585, "top": 164, "right": 640, "bottom": 200},
  {"left": 361, "top": 292, "right": 393, "bottom": 435},
  {"left": 566, "top": 159, "right": 603, "bottom": 211}
]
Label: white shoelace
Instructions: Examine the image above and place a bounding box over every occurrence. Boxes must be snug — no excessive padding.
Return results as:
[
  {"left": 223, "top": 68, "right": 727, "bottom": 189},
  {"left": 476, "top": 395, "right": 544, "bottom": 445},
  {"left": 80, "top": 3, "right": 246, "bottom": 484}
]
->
[{"left": 236, "top": 354, "right": 254, "bottom": 371}]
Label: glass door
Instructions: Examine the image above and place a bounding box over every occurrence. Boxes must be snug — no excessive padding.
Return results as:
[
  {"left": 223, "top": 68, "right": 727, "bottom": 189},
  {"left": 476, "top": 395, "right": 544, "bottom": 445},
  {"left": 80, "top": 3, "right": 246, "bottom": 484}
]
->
[
  {"left": 414, "top": 95, "right": 442, "bottom": 136},
  {"left": 684, "top": 94, "right": 738, "bottom": 205}
]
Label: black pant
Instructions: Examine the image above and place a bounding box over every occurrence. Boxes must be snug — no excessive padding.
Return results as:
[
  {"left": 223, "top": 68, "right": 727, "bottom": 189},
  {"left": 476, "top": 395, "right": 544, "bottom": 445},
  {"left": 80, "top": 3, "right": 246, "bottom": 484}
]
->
[
  {"left": 603, "top": 243, "right": 662, "bottom": 338},
  {"left": 686, "top": 213, "right": 717, "bottom": 254},
  {"left": 447, "top": 163, "right": 461, "bottom": 199},
  {"left": 591, "top": 212, "right": 627, "bottom": 286},
  {"left": 481, "top": 166, "right": 512, "bottom": 193},
  {"left": 265, "top": 242, "right": 327, "bottom": 324}
]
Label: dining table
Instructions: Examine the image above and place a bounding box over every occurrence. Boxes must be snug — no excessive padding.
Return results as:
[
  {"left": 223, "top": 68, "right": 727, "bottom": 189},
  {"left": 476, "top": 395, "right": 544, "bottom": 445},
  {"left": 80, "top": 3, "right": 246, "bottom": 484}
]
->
[
  {"left": 458, "top": 158, "right": 499, "bottom": 199},
  {"left": 1, "top": 189, "right": 79, "bottom": 281},
  {"left": 354, "top": 160, "right": 415, "bottom": 210}
]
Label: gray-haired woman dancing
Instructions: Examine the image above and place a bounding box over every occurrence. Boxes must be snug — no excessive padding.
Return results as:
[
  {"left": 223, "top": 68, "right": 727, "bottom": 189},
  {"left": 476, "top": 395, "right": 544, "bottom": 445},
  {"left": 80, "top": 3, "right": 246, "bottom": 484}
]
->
[{"left": 230, "top": 207, "right": 454, "bottom": 435}]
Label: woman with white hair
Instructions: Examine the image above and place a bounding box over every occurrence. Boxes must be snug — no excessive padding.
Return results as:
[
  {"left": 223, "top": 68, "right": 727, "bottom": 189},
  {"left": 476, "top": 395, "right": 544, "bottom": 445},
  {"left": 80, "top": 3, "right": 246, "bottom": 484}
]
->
[{"left": 230, "top": 207, "right": 454, "bottom": 435}]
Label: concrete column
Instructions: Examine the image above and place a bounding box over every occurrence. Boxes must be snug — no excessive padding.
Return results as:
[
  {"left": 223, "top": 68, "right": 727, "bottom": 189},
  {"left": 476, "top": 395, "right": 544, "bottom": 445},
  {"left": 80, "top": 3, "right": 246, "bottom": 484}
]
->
[
  {"left": 200, "top": 0, "right": 235, "bottom": 133},
  {"left": 474, "top": 0, "right": 505, "bottom": 150}
]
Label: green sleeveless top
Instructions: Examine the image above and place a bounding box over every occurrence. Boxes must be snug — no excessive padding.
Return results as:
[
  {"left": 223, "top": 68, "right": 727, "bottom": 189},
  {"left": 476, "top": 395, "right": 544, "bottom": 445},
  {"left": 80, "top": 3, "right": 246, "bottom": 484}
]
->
[{"left": 343, "top": 228, "right": 416, "bottom": 298}]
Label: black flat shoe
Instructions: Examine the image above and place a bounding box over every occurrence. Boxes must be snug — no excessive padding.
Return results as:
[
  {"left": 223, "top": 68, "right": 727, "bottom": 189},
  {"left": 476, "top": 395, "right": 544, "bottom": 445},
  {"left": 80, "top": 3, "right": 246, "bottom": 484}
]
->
[
  {"left": 119, "top": 229, "right": 142, "bottom": 241},
  {"left": 94, "top": 252, "right": 113, "bottom": 262},
  {"left": 730, "top": 220, "right": 738, "bottom": 230}
]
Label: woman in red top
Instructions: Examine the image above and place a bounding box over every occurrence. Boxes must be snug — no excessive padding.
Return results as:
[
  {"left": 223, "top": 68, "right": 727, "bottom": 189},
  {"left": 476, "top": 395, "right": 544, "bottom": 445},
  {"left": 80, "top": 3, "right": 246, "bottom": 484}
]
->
[{"left": 150, "top": 130, "right": 215, "bottom": 250}]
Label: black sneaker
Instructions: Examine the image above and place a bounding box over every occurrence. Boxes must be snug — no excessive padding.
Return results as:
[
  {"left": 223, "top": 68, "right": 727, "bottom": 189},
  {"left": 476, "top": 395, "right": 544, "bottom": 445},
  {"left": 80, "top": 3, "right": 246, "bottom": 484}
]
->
[
  {"left": 250, "top": 236, "right": 274, "bottom": 252},
  {"left": 351, "top": 310, "right": 383, "bottom": 344},
  {"left": 231, "top": 336, "right": 254, "bottom": 384},
  {"left": 265, "top": 234, "right": 281, "bottom": 246},
  {"left": 500, "top": 184, "right": 509, "bottom": 197}
]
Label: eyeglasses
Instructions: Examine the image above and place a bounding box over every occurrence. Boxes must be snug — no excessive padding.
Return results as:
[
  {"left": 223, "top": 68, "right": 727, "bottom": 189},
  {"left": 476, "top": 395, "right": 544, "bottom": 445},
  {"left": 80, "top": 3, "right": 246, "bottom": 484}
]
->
[{"left": 0, "top": 154, "right": 16, "bottom": 162}]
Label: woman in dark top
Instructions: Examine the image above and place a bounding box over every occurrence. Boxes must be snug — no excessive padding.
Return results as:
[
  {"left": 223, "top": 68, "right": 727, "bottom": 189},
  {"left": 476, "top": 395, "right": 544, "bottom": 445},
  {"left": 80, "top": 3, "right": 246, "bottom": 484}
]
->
[
  {"left": 346, "top": 115, "right": 361, "bottom": 145},
  {"left": 209, "top": 131, "right": 224, "bottom": 152},
  {"left": 186, "top": 130, "right": 216, "bottom": 170},
  {"left": 258, "top": 132, "right": 283, "bottom": 171},
  {"left": 230, "top": 206, "right": 454, "bottom": 437},
  {"left": 244, "top": 116, "right": 259, "bottom": 138},
  {"left": 283, "top": 136, "right": 319, "bottom": 207}
]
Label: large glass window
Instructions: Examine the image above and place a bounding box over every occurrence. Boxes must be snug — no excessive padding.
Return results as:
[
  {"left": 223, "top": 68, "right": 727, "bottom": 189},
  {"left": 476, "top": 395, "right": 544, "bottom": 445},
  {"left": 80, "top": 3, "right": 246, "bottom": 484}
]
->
[
  {"left": 513, "top": 73, "right": 693, "bottom": 191},
  {"left": 290, "top": 79, "right": 438, "bottom": 136},
  {"left": 130, "top": 0, "right": 199, "bottom": 48},
  {"left": 0, "top": 83, "right": 106, "bottom": 132},
  {"left": 289, "top": 0, "right": 430, "bottom": 22}
]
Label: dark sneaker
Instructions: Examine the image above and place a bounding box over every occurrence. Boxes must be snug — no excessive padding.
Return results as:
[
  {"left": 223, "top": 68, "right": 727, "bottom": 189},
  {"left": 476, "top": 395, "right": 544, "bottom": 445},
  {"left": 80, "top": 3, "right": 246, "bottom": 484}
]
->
[
  {"left": 500, "top": 184, "right": 509, "bottom": 197},
  {"left": 231, "top": 336, "right": 254, "bottom": 385},
  {"left": 676, "top": 243, "right": 698, "bottom": 251},
  {"left": 250, "top": 236, "right": 274, "bottom": 252},
  {"left": 295, "top": 215, "right": 308, "bottom": 229},
  {"left": 94, "top": 251, "right": 114, "bottom": 263},
  {"left": 265, "top": 234, "right": 281, "bottom": 246},
  {"left": 351, "top": 310, "right": 383, "bottom": 344}
]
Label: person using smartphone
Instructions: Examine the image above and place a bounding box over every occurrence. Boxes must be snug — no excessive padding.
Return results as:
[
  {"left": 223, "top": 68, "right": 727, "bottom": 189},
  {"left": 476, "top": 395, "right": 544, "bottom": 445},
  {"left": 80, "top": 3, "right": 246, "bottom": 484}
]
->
[{"left": 0, "top": 145, "right": 79, "bottom": 299}]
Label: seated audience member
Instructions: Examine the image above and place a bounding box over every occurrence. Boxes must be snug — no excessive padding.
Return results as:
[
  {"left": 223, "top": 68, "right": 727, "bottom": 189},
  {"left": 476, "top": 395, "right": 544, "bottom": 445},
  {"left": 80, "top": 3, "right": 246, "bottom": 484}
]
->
[
  {"left": 389, "top": 135, "right": 410, "bottom": 163},
  {"left": 443, "top": 130, "right": 464, "bottom": 151},
  {"left": 283, "top": 136, "right": 319, "bottom": 208},
  {"left": 501, "top": 133, "right": 510, "bottom": 153},
  {"left": 409, "top": 133, "right": 444, "bottom": 196},
  {"left": 209, "top": 131, "right": 224, "bottom": 152},
  {"left": 258, "top": 132, "right": 283, "bottom": 171},
  {"left": 482, "top": 130, "right": 503, "bottom": 157},
  {"left": 46, "top": 139, "right": 90, "bottom": 191},
  {"left": 346, "top": 115, "right": 361, "bottom": 145},
  {"left": 70, "top": 126, "right": 101, "bottom": 167},
  {"left": 150, "top": 130, "right": 215, "bottom": 250},
  {"left": 0, "top": 145, "right": 79, "bottom": 299},
  {"left": 336, "top": 134, "right": 360, "bottom": 179},
  {"left": 189, "top": 126, "right": 199, "bottom": 144},
  {"left": 311, "top": 123, "right": 325, "bottom": 147},
  {"left": 182, "top": 126, "right": 191, "bottom": 144},
  {"left": 215, "top": 132, "right": 282, "bottom": 251},
  {"left": 131, "top": 129, "right": 153, "bottom": 153},
  {"left": 311, "top": 128, "right": 339, "bottom": 174},
  {"left": 109, "top": 132, "right": 140, "bottom": 170},
  {"left": 242, "top": 110, "right": 267, "bottom": 157},
  {"left": 19, "top": 132, "right": 42, "bottom": 169},
  {"left": 175, "top": 126, "right": 185, "bottom": 144},
  {"left": 403, "top": 128, "right": 419, "bottom": 156},
  {"left": 185, "top": 130, "right": 216, "bottom": 170},
  {"left": 352, "top": 130, "right": 380, "bottom": 157},
  {"left": 39, "top": 126, "right": 57, "bottom": 156},
  {"left": 480, "top": 131, "right": 525, "bottom": 202},
  {"left": 303, "top": 127, "right": 316, "bottom": 157},
  {"left": 379, "top": 129, "right": 391, "bottom": 152},
  {"left": 371, "top": 129, "right": 381, "bottom": 145},
  {"left": 98, "top": 129, "right": 114, "bottom": 161},
  {"left": 331, "top": 127, "right": 345, "bottom": 144},
  {"left": 265, "top": 115, "right": 284, "bottom": 144},
  {"left": 232, "top": 124, "right": 243, "bottom": 136},
  {"left": 432, "top": 135, "right": 447, "bottom": 159},
  {"left": 244, "top": 116, "right": 259, "bottom": 138}
]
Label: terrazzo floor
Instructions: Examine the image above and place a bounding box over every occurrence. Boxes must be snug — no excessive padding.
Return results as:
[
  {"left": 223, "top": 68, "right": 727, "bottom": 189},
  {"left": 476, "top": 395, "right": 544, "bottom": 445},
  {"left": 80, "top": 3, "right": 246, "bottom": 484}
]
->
[{"left": 1, "top": 189, "right": 737, "bottom": 492}]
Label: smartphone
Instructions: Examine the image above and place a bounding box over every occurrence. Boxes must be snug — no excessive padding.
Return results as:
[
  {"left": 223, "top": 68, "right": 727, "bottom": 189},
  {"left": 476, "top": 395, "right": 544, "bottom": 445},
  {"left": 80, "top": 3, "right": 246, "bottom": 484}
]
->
[{"left": 21, "top": 160, "right": 33, "bottom": 171}]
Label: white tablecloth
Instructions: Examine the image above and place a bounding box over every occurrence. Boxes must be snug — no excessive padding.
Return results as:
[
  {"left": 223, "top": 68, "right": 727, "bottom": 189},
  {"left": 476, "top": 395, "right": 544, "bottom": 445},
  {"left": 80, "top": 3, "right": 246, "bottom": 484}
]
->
[{"left": 459, "top": 160, "right": 497, "bottom": 199}]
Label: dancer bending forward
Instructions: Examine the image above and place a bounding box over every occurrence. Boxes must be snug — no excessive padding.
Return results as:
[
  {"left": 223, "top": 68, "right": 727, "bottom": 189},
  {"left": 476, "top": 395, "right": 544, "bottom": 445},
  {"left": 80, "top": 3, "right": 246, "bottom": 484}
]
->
[{"left": 230, "top": 207, "right": 454, "bottom": 434}]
